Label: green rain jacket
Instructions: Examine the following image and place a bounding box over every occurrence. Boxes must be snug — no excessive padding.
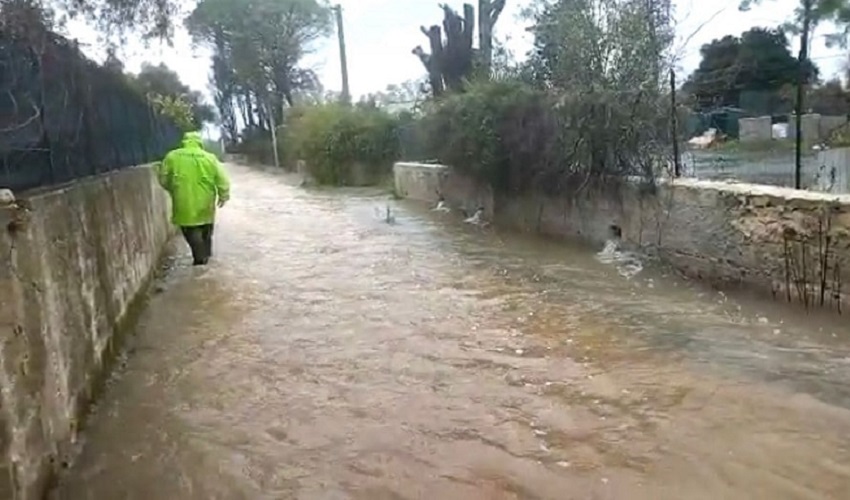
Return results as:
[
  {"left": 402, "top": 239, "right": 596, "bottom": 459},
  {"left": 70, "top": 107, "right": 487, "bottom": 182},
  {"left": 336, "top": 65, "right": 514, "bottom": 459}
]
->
[{"left": 158, "top": 132, "right": 231, "bottom": 227}]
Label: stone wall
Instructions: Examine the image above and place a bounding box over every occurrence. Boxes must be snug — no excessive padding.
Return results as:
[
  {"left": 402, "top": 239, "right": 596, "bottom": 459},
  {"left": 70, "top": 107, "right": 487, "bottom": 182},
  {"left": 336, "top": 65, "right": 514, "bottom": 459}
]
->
[
  {"left": 0, "top": 166, "right": 173, "bottom": 499},
  {"left": 394, "top": 162, "right": 850, "bottom": 311}
]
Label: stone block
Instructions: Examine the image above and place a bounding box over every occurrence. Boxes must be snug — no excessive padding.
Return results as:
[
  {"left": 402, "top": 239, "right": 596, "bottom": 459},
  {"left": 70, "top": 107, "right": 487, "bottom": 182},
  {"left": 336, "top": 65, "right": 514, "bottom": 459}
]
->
[
  {"left": 739, "top": 116, "right": 772, "bottom": 142},
  {"left": 787, "top": 113, "right": 823, "bottom": 143}
]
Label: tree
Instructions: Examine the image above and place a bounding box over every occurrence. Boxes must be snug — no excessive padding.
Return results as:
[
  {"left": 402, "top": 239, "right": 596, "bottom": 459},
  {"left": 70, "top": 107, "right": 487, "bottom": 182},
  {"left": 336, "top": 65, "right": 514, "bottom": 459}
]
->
[
  {"left": 103, "top": 47, "right": 125, "bottom": 73},
  {"left": 511, "top": 0, "right": 675, "bottom": 184},
  {"left": 51, "top": 0, "right": 180, "bottom": 39},
  {"left": 808, "top": 78, "right": 850, "bottom": 115},
  {"left": 740, "top": 0, "right": 850, "bottom": 46},
  {"left": 412, "top": 1, "right": 507, "bottom": 96},
  {"left": 360, "top": 79, "right": 429, "bottom": 111},
  {"left": 1, "top": 0, "right": 53, "bottom": 39},
  {"left": 684, "top": 28, "right": 818, "bottom": 111},
  {"left": 148, "top": 94, "right": 196, "bottom": 132},
  {"left": 413, "top": 4, "right": 475, "bottom": 96},
  {"left": 526, "top": 0, "right": 673, "bottom": 91},
  {"left": 478, "top": 0, "right": 506, "bottom": 73},
  {"left": 129, "top": 63, "right": 217, "bottom": 129},
  {"left": 186, "top": 0, "right": 332, "bottom": 139}
]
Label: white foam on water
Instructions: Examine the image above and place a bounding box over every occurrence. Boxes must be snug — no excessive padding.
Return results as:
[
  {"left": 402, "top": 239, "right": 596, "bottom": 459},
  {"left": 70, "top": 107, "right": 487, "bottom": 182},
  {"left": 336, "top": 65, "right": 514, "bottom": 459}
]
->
[
  {"left": 464, "top": 208, "right": 485, "bottom": 225},
  {"left": 432, "top": 201, "right": 451, "bottom": 212},
  {"left": 596, "top": 239, "right": 644, "bottom": 279}
]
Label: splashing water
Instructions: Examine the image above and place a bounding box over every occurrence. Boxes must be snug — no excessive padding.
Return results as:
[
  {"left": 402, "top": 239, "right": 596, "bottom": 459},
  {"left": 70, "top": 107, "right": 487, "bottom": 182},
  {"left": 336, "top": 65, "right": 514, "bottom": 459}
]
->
[
  {"left": 432, "top": 200, "right": 451, "bottom": 213},
  {"left": 596, "top": 239, "right": 644, "bottom": 279},
  {"left": 374, "top": 204, "right": 396, "bottom": 224},
  {"left": 464, "top": 207, "right": 485, "bottom": 226}
]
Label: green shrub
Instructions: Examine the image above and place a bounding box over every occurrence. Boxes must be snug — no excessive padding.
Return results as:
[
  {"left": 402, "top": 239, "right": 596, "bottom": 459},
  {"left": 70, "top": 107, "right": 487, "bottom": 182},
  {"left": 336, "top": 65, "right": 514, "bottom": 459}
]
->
[
  {"left": 283, "top": 103, "right": 401, "bottom": 185},
  {"left": 416, "top": 78, "right": 670, "bottom": 194},
  {"left": 419, "top": 79, "right": 544, "bottom": 192},
  {"left": 148, "top": 93, "right": 197, "bottom": 132},
  {"left": 233, "top": 127, "right": 277, "bottom": 165}
]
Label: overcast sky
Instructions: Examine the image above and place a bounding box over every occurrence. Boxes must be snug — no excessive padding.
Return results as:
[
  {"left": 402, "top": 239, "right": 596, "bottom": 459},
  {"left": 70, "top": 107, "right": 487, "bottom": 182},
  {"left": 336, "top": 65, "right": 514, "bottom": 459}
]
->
[{"left": 63, "top": 0, "right": 847, "bottom": 101}]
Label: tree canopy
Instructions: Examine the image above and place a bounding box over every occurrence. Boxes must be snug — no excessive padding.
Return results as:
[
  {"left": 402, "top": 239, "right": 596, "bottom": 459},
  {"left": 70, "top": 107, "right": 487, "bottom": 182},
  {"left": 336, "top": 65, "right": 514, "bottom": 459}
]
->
[
  {"left": 740, "top": 0, "right": 850, "bottom": 46},
  {"left": 360, "top": 80, "right": 429, "bottom": 111},
  {"left": 48, "top": 0, "right": 178, "bottom": 39},
  {"left": 684, "top": 27, "right": 818, "bottom": 111},
  {"left": 525, "top": 0, "right": 673, "bottom": 91},
  {"left": 130, "top": 63, "right": 217, "bottom": 128},
  {"left": 185, "top": 0, "right": 332, "bottom": 142}
]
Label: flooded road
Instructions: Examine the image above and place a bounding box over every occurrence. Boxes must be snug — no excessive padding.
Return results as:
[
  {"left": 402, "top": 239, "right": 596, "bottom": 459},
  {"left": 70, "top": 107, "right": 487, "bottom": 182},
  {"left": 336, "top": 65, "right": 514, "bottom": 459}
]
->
[{"left": 54, "top": 164, "right": 850, "bottom": 499}]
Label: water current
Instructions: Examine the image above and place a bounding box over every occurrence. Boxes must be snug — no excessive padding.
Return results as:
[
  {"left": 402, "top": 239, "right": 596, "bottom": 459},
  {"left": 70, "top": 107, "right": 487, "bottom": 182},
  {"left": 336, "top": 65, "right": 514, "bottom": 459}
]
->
[{"left": 53, "top": 165, "right": 850, "bottom": 499}]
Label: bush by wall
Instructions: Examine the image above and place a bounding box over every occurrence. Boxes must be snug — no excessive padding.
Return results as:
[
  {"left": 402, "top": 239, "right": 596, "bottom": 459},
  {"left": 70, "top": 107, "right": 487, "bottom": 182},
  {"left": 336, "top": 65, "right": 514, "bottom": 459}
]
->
[
  {"left": 230, "top": 127, "right": 277, "bottom": 165},
  {"left": 283, "top": 103, "right": 401, "bottom": 185},
  {"left": 414, "top": 78, "right": 672, "bottom": 195}
]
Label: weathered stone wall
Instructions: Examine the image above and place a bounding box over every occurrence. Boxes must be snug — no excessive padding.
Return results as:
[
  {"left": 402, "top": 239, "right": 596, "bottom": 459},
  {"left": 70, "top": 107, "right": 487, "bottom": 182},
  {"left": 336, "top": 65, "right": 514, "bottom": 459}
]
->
[
  {"left": 394, "top": 162, "right": 850, "bottom": 311},
  {"left": 0, "top": 166, "right": 173, "bottom": 499}
]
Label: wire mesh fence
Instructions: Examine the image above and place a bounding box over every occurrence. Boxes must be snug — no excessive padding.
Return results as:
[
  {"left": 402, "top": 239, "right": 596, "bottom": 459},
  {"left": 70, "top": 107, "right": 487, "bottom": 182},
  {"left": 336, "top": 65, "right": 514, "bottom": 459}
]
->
[
  {"left": 678, "top": 86, "right": 850, "bottom": 193},
  {"left": 0, "top": 30, "right": 181, "bottom": 193},
  {"left": 679, "top": 116, "right": 849, "bottom": 193}
]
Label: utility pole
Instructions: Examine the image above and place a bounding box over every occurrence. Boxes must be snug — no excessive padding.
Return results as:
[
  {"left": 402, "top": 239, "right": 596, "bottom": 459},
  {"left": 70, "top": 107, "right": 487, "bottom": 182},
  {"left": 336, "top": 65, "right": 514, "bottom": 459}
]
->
[
  {"left": 268, "top": 101, "right": 280, "bottom": 168},
  {"left": 794, "top": 0, "right": 813, "bottom": 190},
  {"left": 670, "top": 68, "right": 681, "bottom": 178},
  {"left": 333, "top": 4, "right": 351, "bottom": 104}
]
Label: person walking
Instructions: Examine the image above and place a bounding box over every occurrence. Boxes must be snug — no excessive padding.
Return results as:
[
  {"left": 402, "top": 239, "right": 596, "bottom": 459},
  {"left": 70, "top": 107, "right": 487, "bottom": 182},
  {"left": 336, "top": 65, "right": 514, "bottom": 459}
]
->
[{"left": 157, "top": 131, "right": 231, "bottom": 266}]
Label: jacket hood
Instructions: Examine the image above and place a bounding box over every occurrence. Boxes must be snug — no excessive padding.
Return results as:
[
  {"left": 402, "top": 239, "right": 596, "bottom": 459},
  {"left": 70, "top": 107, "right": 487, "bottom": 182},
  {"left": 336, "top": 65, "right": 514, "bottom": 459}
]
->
[{"left": 182, "top": 131, "right": 204, "bottom": 149}]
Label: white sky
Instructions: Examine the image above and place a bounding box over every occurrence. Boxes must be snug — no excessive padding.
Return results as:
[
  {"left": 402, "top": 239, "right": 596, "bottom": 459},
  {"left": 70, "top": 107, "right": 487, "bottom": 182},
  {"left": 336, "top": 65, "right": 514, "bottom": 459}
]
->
[{"left": 62, "top": 0, "right": 847, "bottom": 102}]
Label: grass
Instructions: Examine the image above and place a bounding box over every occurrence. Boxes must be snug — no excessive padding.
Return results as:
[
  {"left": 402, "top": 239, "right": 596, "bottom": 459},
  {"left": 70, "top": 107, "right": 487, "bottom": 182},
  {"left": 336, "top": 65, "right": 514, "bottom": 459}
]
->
[{"left": 710, "top": 139, "right": 801, "bottom": 155}]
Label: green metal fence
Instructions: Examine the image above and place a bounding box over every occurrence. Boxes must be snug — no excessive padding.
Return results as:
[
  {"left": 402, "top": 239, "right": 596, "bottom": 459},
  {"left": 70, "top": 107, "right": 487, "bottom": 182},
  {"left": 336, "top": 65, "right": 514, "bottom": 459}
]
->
[{"left": 0, "top": 31, "right": 181, "bottom": 192}]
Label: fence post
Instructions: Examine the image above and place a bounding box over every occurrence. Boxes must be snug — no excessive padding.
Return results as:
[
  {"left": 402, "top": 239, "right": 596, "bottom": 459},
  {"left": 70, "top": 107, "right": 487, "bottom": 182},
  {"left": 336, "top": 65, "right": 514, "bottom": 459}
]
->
[
  {"left": 795, "top": 0, "right": 814, "bottom": 190},
  {"left": 670, "top": 68, "right": 681, "bottom": 178}
]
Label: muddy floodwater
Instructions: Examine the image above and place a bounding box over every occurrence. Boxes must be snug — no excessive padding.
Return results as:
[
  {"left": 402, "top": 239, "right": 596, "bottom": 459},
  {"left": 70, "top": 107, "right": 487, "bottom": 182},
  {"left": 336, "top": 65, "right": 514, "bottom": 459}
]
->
[{"left": 53, "top": 165, "right": 850, "bottom": 500}]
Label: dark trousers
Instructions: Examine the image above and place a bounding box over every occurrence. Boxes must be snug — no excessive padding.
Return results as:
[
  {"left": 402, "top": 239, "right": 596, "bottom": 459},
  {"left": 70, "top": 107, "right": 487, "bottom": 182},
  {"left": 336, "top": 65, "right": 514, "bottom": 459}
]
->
[{"left": 181, "top": 224, "right": 214, "bottom": 265}]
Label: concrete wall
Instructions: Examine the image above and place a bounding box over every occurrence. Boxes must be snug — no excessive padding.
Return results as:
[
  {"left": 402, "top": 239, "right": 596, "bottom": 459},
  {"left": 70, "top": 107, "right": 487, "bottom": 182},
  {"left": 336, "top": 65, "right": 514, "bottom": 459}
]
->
[
  {"left": 393, "top": 162, "right": 494, "bottom": 218},
  {"left": 739, "top": 116, "right": 772, "bottom": 142},
  {"left": 395, "top": 162, "right": 850, "bottom": 312},
  {"left": 820, "top": 115, "right": 848, "bottom": 139},
  {"left": 785, "top": 114, "right": 847, "bottom": 144},
  {"left": 0, "top": 166, "right": 173, "bottom": 499},
  {"left": 740, "top": 114, "right": 849, "bottom": 144}
]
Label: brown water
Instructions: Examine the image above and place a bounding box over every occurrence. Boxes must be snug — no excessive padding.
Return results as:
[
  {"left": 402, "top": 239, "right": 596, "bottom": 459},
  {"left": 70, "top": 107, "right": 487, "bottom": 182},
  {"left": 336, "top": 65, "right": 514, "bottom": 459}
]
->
[{"left": 53, "top": 164, "right": 850, "bottom": 500}]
